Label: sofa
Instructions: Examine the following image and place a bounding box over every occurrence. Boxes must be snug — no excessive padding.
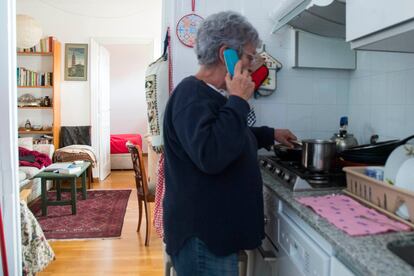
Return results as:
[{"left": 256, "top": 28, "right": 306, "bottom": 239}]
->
[{"left": 19, "top": 137, "right": 55, "bottom": 203}]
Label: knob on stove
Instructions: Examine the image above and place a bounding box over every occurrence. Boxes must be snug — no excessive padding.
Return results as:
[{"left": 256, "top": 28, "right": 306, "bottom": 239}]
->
[{"left": 284, "top": 173, "right": 290, "bottom": 181}]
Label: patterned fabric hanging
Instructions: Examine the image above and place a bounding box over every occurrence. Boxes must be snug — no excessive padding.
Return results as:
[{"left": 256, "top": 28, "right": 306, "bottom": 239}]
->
[
  {"left": 153, "top": 27, "right": 174, "bottom": 238},
  {"left": 145, "top": 31, "right": 170, "bottom": 154}
]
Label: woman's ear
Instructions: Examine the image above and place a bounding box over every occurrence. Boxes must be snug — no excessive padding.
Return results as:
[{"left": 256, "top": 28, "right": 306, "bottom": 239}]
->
[{"left": 218, "top": 45, "right": 227, "bottom": 64}]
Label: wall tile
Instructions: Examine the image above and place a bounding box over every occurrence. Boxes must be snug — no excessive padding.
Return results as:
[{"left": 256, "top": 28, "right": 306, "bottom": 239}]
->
[
  {"left": 258, "top": 103, "right": 287, "bottom": 129},
  {"left": 405, "top": 69, "right": 414, "bottom": 105},
  {"left": 385, "top": 105, "right": 406, "bottom": 138},
  {"left": 336, "top": 79, "right": 349, "bottom": 105},
  {"left": 287, "top": 77, "right": 314, "bottom": 104},
  {"left": 313, "top": 79, "right": 337, "bottom": 105},
  {"left": 370, "top": 74, "right": 388, "bottom": 105},
  {"left": 403, "top": 105, "right": 414, "bottom": 137},
  {"left": 311, "top": 105, "right": 339, "bottom": 132},
  {"left": 386, "top": 72, "right": 406, "bottom": 105},
  {"left": 287, "top": 105, "right": 313, "bottom": 134}
]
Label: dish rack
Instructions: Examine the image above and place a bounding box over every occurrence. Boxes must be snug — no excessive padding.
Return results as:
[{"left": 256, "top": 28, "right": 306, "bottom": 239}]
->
[{"left": 343, "top": 166, "right": 414, "bottom": 228}]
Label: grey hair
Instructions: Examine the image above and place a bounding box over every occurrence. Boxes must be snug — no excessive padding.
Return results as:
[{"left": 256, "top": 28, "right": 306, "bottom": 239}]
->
[{"left": 195, "top": 11, "right": 261, "bottom": 66}]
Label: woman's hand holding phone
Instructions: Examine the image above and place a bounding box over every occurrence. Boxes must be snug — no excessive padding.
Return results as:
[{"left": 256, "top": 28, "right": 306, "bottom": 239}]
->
[{"left": 225, "top": 61, "right": 255, "bottom": 101}]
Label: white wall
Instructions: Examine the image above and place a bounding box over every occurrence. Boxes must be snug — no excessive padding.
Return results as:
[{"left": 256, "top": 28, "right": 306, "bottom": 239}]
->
[
  {"left": 106, "top": 44, "right": 153, "bottom": 150},
  {"left": 0, "top": 0, "right": 21, "bottom": 273},
  {"left": 165, "top": 0, "right": 351, "bottom": 140},
  {"left": 17, "top": 0, "right": 162, "bottom": 126},
  {"left": 348, "top": 51, "right": 414, "bottom": 144}
]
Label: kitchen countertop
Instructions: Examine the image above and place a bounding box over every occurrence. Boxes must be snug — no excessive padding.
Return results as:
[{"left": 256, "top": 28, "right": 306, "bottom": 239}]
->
[{"left": 261, "top": 168, "right": 414, "bottom": 276}]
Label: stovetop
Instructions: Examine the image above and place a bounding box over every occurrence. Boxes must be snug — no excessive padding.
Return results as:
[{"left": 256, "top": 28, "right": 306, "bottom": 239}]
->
[{"left": 259, "top": 155, "right": 346, "bottom": 191}]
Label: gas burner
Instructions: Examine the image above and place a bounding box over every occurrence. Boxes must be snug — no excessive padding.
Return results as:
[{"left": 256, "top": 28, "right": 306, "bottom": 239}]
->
[{"left": 259, "top": 155, "right": 346, "bottom": 191}]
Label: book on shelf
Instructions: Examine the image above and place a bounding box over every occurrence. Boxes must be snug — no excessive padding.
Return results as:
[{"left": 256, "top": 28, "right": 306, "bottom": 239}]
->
[
  {"left": 44, "top": 162, "right": 82, "bottom": 174},
  {"left": 17, "top": 36, "right": 54, "bottom": 53},
  {"left": 17, "top": 67, "right": 52, "bottom": 86}
]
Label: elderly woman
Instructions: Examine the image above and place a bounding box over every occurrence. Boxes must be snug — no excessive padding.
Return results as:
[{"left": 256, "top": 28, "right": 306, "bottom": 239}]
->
[{"left": 163, "top": 11, "right": 296, "bottom": 275}]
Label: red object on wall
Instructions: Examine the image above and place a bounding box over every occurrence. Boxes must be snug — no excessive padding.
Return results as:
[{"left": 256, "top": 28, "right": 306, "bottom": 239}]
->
[
  {"left": 251, "top": 65, "right": 269, "bottom": 91},
  {"left": 0, "top": 207, "right": 9, "bottom": 276},
  {"left": 110, "top": 134, "right": 142, "bottom": 154}
]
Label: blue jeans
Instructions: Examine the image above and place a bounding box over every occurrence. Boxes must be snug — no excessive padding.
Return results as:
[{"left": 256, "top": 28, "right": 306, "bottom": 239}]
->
[{"left": 171, "top": 237, "right": 238, "bottom": 276}]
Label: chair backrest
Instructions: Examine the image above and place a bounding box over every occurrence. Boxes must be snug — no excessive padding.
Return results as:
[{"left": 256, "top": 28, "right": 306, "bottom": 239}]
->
[{"left": 126, "top": 142, "right": 150, "bottom": 197}]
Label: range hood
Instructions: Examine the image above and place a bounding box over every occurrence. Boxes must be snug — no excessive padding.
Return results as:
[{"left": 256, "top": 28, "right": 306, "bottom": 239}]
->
[{"left": 271, "top": 0, "right": 346, "bottom": 39}]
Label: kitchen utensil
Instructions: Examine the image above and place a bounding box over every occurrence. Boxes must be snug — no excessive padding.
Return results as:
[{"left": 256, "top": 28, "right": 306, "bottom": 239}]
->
[
  {"left": 394, "top": 158, "right": 414, "bottom": 219},
  {"left": 301, "top": 139, "right": 337, "bottom": 172},
  {"left": 339, "top": 134, "right": 414, "bottom": 164},
  {"left": 331, "top": 132, "right": 358, "bottom": 152},
  {"left": 331, "top": 116, "right": 359, "bottom": 152},
  {"left": 384, "top": 144, "right": 414, "bottom": 185},
  {"left": 273, "top": 144, "right": 302, "bottom": 162}
]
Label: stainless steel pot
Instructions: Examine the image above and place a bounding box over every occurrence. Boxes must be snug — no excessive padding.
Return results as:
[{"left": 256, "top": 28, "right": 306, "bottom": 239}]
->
[{"left": 299, "top": 139, "right": 337, "bottom": 172}]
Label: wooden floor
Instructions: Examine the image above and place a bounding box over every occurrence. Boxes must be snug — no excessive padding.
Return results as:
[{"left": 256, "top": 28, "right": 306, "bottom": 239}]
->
[{"left": 39, "top": 168, "right": 165, "bottom": 276}]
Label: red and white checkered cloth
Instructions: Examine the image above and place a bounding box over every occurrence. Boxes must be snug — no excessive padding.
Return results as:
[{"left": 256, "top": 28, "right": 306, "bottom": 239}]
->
[{"left": 153, "top": 153, "right": 165, "bottom": 238}]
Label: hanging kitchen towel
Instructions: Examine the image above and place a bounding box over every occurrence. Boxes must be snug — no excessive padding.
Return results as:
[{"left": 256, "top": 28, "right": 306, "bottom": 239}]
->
[
  {"left": 247, "top": 106, "right": 256, "bottom": 127},
  {"left": 296, "top": 194, "right": 411, "bottom": 236},
  {"left": 145, "top": 31, "right": 170, "bottom": 154},
  {"left": 153, "top": 153, "right": 165, "bottom": 238}
]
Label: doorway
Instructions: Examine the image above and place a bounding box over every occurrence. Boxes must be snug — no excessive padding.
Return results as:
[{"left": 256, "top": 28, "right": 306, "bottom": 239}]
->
[{"left": 90, "top": 38, "right": 153, "bottom": 180}]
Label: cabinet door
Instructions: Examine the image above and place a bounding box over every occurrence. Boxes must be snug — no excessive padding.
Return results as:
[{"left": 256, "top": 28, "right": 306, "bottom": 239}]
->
[
  {"left": 330, "top": 257, "right": 355, "bottom": 276},
  {"left": 346, "top": 0, "right": 414, "bottom": 42},
  {"left": 294, "top": 30, "right": 356, "bottom": 70}
]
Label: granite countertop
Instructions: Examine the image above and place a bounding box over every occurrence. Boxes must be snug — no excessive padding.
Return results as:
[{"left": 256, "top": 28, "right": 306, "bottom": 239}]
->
[{"left": 261, "top": 168, "right": 414, "bottom": 276}]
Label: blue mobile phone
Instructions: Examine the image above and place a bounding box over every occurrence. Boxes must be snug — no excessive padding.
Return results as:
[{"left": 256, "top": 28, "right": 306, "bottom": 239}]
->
[{"left": 223, "top": 48, "right": 239, "bottom": 77}]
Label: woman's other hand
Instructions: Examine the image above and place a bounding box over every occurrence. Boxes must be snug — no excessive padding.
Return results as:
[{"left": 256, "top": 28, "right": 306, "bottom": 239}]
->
[{"left": 274, "top": 129, "right": 297, "bottom": 148}]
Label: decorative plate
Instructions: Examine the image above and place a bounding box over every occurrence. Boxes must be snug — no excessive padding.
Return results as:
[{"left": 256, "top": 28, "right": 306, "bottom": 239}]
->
[{"left": 176, "top": 13, "right": 203, "bottom": 48}]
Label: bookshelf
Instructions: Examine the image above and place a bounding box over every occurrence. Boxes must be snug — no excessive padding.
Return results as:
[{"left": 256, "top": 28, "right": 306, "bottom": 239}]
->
[{"left": 17, "top": 38, "right": 61, "bottom": 149}]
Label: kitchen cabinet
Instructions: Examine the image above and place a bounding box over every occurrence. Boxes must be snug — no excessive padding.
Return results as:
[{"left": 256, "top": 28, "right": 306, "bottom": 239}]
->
[
  {"left": 330, "top": 257, "right": 355, "bottom": 276},
  {"left": 294, "top": 30, "right": 356, "bottom": 70},
  {"left": 346, "top": 0, "right": 414, "bottom": 52}
]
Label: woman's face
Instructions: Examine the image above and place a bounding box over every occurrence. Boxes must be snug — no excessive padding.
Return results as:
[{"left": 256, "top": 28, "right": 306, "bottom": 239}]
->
[{"left": 239, "top": 43, "right": 259, "bottom": 72}]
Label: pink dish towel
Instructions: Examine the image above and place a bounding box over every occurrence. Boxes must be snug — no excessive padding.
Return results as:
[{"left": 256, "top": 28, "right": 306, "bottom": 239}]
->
[{"left": 296, "top": 194, "right": 412, "bottom": 236}]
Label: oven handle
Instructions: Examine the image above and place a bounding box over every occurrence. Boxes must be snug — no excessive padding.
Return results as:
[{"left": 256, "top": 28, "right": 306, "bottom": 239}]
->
[{"left": 257, "top": 244, "right": 277, "bottom": 262}]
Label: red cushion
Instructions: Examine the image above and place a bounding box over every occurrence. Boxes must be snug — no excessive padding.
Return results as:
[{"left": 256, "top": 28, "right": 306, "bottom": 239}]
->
[{"left": 110, "top": 134, "right": 142, "bottom": 154}]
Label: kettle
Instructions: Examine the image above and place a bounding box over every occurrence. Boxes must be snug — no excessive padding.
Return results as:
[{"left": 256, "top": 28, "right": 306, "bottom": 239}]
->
[
  {"left": 331, "top": 132, "right": 358, "bottom": 152},
  {"left": 331, "top": 116, "right": 358, "bottom": 152}
]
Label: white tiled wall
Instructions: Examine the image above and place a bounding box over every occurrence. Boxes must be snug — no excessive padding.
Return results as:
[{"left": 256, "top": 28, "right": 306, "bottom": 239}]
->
[
  {"left": 348, "top": 51, "right": 414, "bottom": 144},
  {"left": 252, "top": 25, "right": 351, "bottom": 140}
]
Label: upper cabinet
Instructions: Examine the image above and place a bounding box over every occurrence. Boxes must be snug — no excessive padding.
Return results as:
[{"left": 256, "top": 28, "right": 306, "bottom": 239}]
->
[
  {"left": 294, "top": 30, "right": 356, "bottom": 70},
  {"left": 346, "top": 0, "right": 414, "bottom": 52}
]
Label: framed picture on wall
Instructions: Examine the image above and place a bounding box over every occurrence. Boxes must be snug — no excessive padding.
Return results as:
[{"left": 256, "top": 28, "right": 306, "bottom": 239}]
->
[{"left": 64, "top": 43, "right": 88, "bottom": 81}]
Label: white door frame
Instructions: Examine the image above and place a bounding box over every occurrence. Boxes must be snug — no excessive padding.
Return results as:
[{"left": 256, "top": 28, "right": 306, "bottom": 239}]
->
[
  {"left": 0, "top": 0, "right": 22, "bottom": 274},
  {"left": 90, "top": 37, "right": 154, "bottom": 180}
]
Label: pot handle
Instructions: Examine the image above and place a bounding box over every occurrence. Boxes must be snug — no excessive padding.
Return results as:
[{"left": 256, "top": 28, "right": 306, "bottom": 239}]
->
[
  {"left": 400, "top": 134, "right": 414, "bottom": 145},
  {"left": 291, "top": 140, "right": 303, "bottom": 148}
]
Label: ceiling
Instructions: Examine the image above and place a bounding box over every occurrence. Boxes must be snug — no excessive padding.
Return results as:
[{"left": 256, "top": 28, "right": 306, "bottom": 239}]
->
[{"left": 38, "top": 0, "right": 156, "bottom": 18}]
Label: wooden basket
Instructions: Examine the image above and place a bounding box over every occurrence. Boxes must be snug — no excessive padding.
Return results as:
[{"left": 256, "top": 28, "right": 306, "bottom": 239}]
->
[{"left": 343, "top": 166, "right": 414, "bottom": 228}]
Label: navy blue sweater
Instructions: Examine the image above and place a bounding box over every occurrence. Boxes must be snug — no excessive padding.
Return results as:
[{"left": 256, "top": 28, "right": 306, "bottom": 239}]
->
[{"left": 163, "top": 76, "right": 274, "bottom": 256}]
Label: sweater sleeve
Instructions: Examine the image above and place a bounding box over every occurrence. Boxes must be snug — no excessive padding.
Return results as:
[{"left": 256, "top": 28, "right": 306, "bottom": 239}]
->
[
  {"left": 249, "top": 126, "right": 275, "bottom": 149},
  {"left": 172, "top": 95, "right": 250, "bottom": 175}
]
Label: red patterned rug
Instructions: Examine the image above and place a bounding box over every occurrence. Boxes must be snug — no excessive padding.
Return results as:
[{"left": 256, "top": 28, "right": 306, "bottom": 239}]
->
[{"left": 29, "top": 189, "right": 131, "bottom": 240}]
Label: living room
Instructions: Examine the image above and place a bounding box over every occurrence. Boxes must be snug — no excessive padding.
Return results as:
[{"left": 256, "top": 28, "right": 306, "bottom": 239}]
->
[{"left": 2, "top": 0, "right": 166, "bottom": 275}]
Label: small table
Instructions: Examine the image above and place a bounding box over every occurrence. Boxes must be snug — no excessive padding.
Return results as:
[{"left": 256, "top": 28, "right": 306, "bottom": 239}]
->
[{"left": 33, "top": 162, "right": 91, "bottom": 216}]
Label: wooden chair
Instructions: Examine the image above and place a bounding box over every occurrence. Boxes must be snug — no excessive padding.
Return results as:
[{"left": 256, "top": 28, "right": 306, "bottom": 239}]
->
[{"left": 127, "top": 142, "right": 155, "bottom": 246}]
